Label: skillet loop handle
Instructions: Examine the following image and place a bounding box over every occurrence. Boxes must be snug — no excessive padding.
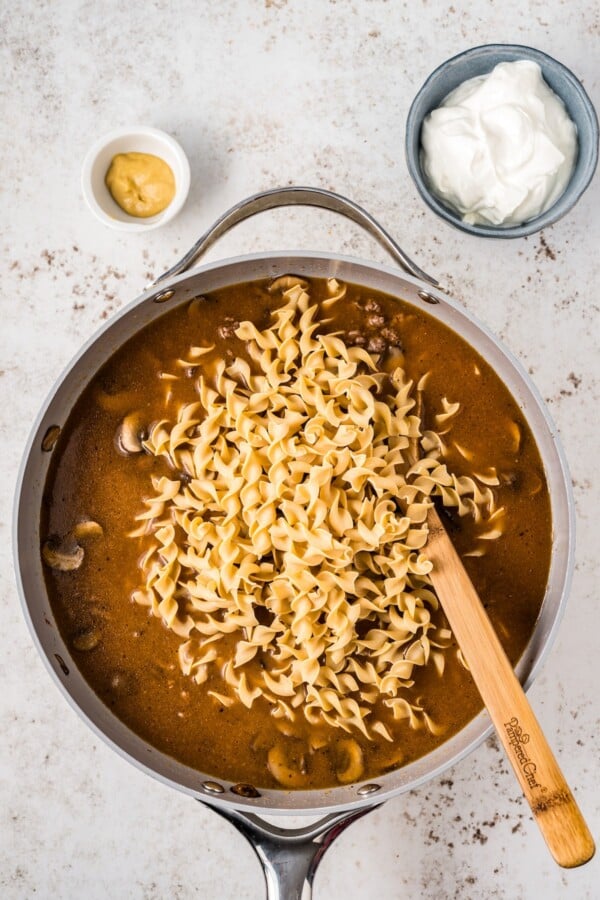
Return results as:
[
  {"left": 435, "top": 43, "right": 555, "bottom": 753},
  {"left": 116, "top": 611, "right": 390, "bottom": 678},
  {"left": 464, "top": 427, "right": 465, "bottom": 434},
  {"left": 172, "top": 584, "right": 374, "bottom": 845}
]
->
[
  {"left": 154, "top": 186, "right": 440, "bottom": 289},
  {"left": 201, "top": 800, "right": 377, "bottom": 900}
]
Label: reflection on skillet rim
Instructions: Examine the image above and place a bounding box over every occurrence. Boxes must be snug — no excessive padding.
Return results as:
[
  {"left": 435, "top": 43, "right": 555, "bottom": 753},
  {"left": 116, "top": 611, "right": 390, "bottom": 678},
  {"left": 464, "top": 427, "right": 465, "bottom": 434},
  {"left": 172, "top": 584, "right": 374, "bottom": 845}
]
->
[{"left": 13, "top": 251, "right": 574, "bottom": 815}]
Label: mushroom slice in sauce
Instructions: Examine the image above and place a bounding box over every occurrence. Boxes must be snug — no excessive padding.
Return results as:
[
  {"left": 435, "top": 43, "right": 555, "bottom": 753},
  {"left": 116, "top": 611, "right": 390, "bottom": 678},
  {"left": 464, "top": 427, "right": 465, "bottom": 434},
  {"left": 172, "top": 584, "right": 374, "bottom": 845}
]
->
[
  {"left": 72, "top": 627, "right": 101, "bottom": 652},
  {"left": 42, "top": 538, "right": 84, "bottom": 572},
  {"left": 267, "top": 743, "right": 308, "bottom": 787},
  {"left": 333, "top": 738, "right": 364, "bottom": 784},
  {"left": 72, "top": 520, "right": 104, "bottom": 539},
  {"left": 116, "top": 412, "right": 145, "bottom": 455}
]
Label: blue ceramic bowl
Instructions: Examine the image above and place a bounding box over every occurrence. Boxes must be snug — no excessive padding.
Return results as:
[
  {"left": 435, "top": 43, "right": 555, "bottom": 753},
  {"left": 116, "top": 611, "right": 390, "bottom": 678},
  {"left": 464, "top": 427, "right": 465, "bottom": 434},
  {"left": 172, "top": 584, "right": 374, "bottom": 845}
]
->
[{"left": 405, "top": 44, "right": 599, "bottom": 238}]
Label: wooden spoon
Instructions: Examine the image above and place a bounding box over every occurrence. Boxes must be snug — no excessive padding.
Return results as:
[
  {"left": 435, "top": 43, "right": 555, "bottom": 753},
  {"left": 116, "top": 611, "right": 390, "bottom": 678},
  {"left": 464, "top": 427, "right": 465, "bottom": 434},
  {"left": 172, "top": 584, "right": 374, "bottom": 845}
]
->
[{"left": 424, "top": 503, "right": 595, "bottom": 868}]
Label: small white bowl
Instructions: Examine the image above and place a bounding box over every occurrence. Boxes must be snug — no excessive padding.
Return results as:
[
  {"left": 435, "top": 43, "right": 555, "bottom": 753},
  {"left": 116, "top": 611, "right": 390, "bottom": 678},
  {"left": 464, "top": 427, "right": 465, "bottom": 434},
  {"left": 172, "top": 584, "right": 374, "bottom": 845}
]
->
[{"left": 81, "top": 126, "right": 191, "bottom": 232}]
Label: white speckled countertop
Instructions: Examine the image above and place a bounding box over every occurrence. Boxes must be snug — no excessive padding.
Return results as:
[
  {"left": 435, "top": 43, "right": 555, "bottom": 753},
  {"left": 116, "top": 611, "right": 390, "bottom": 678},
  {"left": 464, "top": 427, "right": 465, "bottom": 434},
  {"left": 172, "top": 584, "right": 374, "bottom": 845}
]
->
[{"left": 2, "top": 2, "right": 599, "bottom": 898}]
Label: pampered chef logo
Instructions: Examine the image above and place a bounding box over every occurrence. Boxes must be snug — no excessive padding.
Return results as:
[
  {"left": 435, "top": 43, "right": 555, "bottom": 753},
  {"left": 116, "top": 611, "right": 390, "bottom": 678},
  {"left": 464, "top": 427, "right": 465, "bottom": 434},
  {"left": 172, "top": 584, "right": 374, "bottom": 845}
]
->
[{"left": 503, "top": 717, "right": 544, "bottom": 791}]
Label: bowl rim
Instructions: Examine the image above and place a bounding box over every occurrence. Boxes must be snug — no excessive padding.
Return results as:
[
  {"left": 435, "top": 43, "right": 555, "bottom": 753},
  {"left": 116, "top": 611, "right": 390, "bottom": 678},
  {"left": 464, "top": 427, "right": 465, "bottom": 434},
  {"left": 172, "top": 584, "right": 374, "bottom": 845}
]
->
[
  {"left": 405, "top": 42, "right": 599, "bottom": 238},
  {"left": 80, "top": 124, "right": 191, "bottom": 232}
]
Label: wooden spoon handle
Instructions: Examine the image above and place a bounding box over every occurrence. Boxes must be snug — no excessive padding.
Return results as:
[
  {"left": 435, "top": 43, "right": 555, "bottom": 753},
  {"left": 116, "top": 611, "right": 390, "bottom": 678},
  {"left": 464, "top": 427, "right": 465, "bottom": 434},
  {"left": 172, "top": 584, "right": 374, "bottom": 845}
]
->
[{"left": 425, "top": 505, "right": 595, "bottom": 868}]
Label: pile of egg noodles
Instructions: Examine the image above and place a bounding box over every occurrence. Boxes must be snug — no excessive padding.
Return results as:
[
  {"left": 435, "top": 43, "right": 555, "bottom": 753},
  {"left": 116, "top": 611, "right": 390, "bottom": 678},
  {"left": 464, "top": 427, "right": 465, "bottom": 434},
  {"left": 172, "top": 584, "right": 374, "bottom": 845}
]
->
[{"left": 131, "top": 278, "right": 503, "bottom": 741}]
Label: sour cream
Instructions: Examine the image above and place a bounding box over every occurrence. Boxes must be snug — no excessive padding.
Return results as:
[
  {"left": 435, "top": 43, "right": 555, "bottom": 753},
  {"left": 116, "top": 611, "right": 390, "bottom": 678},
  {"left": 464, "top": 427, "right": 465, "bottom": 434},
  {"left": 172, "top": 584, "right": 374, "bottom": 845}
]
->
[{"left": 420, "top": 60, "right": 578, "bottom": 227}]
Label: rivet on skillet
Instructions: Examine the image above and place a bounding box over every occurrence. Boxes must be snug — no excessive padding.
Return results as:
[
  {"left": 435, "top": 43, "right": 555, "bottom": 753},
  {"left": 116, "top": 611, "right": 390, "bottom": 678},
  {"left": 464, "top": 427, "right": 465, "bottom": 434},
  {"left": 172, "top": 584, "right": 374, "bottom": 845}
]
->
[
  {"left": 153, "top": 289, "right": 175, "bottom": 304},
  {"left": 417, "top": 289, "right": 440, "bottom": 305},
  {"left": 231, "top": 782, "right": 261, "bottom": 799},
  {"left": 201, "top": 781, "right": 225, "bottom": 794},
  {"left": 357, "top": 783, "right": 381, "bottom": 796},
  {"left": 41, "top": 425, "right": 61, "bottom": 452}
]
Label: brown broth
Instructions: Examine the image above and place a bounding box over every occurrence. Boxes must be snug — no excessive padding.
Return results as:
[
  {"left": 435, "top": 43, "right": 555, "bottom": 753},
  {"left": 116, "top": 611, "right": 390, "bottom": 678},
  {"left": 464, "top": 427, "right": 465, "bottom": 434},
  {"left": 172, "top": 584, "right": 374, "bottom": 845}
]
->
[{"left": 41, "top": 278, "right": 552, "bottom": 789}]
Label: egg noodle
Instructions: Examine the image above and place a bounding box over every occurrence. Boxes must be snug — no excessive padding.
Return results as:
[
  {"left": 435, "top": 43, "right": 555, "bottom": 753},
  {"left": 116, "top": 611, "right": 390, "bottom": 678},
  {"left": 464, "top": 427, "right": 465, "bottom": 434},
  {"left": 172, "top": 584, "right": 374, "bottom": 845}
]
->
[{"left": 130, "top": 278, "right": 503, "bottom": 741}]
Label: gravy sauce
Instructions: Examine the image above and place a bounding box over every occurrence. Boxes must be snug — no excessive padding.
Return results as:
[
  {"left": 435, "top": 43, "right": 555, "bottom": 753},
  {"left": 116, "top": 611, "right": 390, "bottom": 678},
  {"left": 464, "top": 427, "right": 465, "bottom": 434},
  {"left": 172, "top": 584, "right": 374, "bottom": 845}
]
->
[{"left": 41, "top": 278, "right": 552, "bottom": 788}]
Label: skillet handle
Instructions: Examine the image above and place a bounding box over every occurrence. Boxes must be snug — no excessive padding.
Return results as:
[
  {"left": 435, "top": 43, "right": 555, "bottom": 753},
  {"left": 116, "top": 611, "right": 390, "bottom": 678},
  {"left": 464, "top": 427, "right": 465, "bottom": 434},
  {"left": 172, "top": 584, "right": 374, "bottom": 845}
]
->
[
  {"left": 200, "top": 800, "right": 378, "bottom": 899},
  {"left": 154, "top": 186, "right": 440, "bottom": 289}
]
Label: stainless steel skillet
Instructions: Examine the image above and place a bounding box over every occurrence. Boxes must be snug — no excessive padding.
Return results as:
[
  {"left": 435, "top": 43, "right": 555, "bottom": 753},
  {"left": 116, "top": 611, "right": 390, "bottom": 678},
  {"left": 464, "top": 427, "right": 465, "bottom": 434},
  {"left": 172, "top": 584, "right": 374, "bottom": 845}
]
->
[{"left": 13, "top": 187, "right": 575, "bottom": 898}]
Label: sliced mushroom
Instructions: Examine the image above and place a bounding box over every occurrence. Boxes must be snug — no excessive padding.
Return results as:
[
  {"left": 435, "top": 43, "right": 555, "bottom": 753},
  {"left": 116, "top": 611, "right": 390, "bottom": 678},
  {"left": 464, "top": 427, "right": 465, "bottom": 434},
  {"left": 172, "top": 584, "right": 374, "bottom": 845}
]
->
[
  {"left": 115, "top": 412, "right": 145, "bottom": 455},
  {"left": 507, "top": 419, "right": 522, "bottom": 454},
  {"left": 332, "top": 738, "right": 364, "bottom": 784},
  {"left": 42, "top": 538, "right": 84, "bottom": 572},
  {"left": 267, "top": 743, "right": 308, "bottom": 787},
  {"left": 72, "top": 628, "right": 101, "bottom": 652},
  {"left": 523, "top": 468, "right": 543, "bottom": 497},
  {"left": 72, "top": 520, "right": 104, "bottom": 539}
]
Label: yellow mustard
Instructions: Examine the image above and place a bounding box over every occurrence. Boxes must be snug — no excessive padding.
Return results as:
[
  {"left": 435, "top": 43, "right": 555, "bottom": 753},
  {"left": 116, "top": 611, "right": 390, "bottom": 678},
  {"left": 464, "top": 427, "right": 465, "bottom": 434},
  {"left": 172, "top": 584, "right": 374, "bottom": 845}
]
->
[{"left": 105, "top": 152, "right": 176, "bottom": 218}]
